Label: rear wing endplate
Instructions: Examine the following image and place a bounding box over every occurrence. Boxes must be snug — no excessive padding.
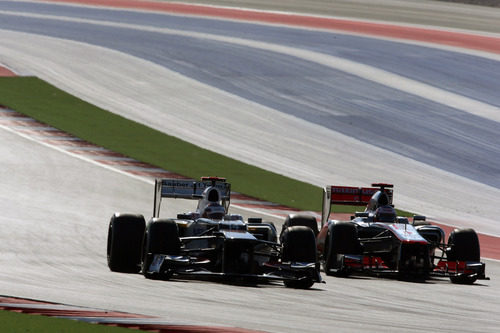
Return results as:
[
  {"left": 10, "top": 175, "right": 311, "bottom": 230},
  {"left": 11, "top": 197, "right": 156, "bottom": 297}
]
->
[
  {"left": 153, "top": 178, "right": 231, "bottom": 218},
  {"left": 321, "top": 185, "right": 393, "bottom": 226}
]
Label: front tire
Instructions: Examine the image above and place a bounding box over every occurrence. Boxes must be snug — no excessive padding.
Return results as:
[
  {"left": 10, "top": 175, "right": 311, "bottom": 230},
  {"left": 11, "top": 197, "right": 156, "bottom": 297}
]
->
[
  {"left": 323, "top": 222, "right": 361, "bottom": 276},
  {"left": 281, "top": 226, "right": 317, "bottom": 289},
  {"left": 107, "top": 213, "right": 145, "bottom": 273},
  {"left": 447, "top": 228, "right": 480, "bottom": 284},
  {"left": 142, "top": 219, "right": 181, "bottom": 279},
  {"left": 281, "top": 214, "right": 319, "bottom": 239}
]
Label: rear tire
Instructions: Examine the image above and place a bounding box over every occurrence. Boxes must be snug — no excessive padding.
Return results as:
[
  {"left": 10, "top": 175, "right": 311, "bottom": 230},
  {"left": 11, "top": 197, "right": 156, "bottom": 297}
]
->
[
  {"left": 413, "top": 221, "right": 431, "bottom": 227},
  {"left": 107, "top": 213, "right": 145, "bottom": 273},
  {"left": 324, "top": 222, "right": 361, "bottom": 276},
  {"left": 142, "top": 219, "right": 181, "bottom": 279},
  {"left": 447, "top": 228, "right": 480, "bottom": 284},
  {"left": 281, "top": 226, "right": 317, "bottom": 289},
  {"left": 281, "top": 214, "right": 319, "bottom": 240}
]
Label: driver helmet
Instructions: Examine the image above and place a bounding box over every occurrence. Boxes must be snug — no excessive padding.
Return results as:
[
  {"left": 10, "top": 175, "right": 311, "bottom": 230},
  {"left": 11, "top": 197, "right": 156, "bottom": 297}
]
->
[
  {"left": 202, "top": 203, "right": 225, "bottom": 220},
  {"left": 374, "top": 205, "right": 397, "bottom": 223}
]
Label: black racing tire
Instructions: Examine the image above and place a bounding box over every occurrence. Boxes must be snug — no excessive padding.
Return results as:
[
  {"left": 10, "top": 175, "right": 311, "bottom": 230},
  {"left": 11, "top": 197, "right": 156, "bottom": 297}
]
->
[
  {"left": 323, "top": 222, "right": 361, "bottom": 276},
  {"left": 281, "top": 214, "right": 319, "bottom": 241},
  {"left": 447, "top": 228, "right": 480, "bottom": 284},
  {"left": 281, "top": 226, "right": 317, "bottom": 289},
  {"left": 248, "top": 222, "right": 278, "bottom": 242},
  {"left": 413, "top": 221, "right": 431, "bottom": 227},
  {"left": 142, "top": 219, "right": 181, "bottom": 279},
  {"left": 265, "top": 222, "right": 278, "bottom": 243},
  {"left": 281, "top": 226, "right": 317, "bottom": 262},
  {"left": 107, "top": 213, "right": 146, "bottom": 273},
  {"left": 284, "top": 278, "right": 315, "bottom": 289}
]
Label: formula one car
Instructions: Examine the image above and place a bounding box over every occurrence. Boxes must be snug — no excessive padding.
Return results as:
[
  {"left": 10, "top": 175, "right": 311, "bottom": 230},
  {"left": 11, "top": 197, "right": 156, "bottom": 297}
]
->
[
  {"left": 107, "top": 177, "right": 321, "bottom": 288},
  {"left": 285, "top": 183, "right": 488, "bottom": 284}
]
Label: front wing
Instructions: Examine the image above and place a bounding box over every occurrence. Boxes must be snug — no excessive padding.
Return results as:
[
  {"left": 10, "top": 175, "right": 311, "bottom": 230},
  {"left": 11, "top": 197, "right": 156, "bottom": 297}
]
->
[
  {"left": 434, "top": 260, "right": 488, "bottom": 280},
  {"left": 146, "top": 254, "right": 322, "bottom": 284},
  {"left": 330, "top": 254, "right": 489, "bottom": 281}
]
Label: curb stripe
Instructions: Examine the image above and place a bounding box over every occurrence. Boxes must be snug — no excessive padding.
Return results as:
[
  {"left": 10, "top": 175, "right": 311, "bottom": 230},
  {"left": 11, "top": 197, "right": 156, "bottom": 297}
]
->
[
  {"left": 0, "top": 296, "right": 266, "bottom": 332},
  {"left": 43, "top": 0, "right": 500, "bottom": 54},
  {"left": 0, "top": 65, "right": 16, "bottom": 77}
]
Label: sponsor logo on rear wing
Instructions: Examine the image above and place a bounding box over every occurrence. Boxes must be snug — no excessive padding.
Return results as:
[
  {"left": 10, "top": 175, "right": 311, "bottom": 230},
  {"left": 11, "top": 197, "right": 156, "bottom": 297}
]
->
[
  {"left": 330, "top": 186, "right": 380, "bottom": 205},
  {"left": 160, "top": 179, "right": 231, "bottom": 200}
]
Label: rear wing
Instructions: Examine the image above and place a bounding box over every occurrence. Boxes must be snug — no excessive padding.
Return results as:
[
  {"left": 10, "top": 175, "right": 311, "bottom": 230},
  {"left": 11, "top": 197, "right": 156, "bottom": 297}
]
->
[
  {"left": 321, "top": 184, "right": 393, "bottom": 226},
  {"left": 153, "top": 178, "right": 231, "bottom": 218}
]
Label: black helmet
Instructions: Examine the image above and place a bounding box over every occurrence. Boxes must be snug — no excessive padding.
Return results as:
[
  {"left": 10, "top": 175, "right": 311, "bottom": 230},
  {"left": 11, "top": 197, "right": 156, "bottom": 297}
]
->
[
  {"left": 202, "top": 203, "right": 225, "bottom": 220},
  {"left": 374, "top": 205, "right": 397, "bottom": 223}
]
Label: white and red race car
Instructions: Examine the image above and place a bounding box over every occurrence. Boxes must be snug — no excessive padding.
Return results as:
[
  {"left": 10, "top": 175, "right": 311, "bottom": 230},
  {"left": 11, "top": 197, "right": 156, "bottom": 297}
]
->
[{"left": 285, "top": 183, "right": 488, "bottom": 284}]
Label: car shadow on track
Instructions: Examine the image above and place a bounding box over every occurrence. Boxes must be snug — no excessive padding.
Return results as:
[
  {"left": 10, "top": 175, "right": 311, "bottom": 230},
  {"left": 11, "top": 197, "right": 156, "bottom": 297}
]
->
[{"left": 142, "top": 274, "right": 327, "bottom": 290}]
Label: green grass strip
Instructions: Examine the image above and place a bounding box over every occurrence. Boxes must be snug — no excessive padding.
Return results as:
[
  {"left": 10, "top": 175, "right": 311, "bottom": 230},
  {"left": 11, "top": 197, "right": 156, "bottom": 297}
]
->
[
  {"left": 0, "top": 76, "right": 412, "bottom": 216},
  {"left": 0, "top": 310, "right": 140, "bottom": 332},
  {"left": 0, "top": 76, "right": 324, "bottom": 211}
]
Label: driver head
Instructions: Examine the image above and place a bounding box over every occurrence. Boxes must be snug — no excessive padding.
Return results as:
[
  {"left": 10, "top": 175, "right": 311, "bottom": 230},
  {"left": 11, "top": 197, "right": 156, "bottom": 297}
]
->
[
  {"left": 374, "top": 205, "right": 397, "bottom": 223},
  {"left": 202, "top": 203, "right": 225, "bottom": 220}
]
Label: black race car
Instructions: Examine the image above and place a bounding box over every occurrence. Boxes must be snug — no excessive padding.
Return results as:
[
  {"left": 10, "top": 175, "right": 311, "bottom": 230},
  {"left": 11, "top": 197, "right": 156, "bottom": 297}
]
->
[{"left": 107, "top": 177, "right": 321, "bottom": 288}]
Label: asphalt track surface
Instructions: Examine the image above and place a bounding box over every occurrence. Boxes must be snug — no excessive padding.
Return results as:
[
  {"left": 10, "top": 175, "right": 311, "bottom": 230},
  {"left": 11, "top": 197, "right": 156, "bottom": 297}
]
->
[
  {"left": 1, "top": 120, "right": 499, "bottom": 332},
  {"left": 0, "top": 0, "right": 499, "bottom": 332}
]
